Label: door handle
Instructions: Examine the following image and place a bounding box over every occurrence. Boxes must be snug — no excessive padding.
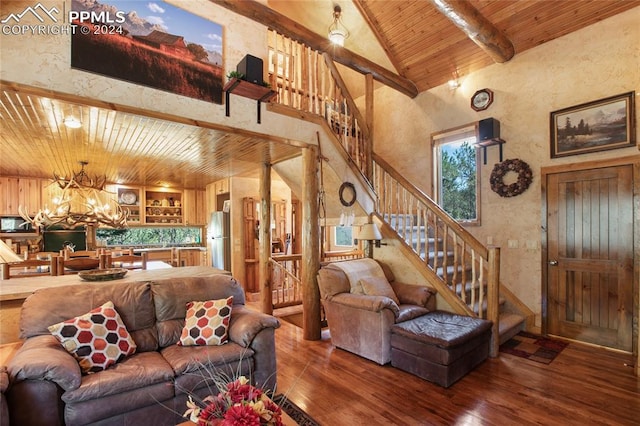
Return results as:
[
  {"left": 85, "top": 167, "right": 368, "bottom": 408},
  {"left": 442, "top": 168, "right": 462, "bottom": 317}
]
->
[{"left": 548, "top": 260, "right": 558, "bottom": 266}]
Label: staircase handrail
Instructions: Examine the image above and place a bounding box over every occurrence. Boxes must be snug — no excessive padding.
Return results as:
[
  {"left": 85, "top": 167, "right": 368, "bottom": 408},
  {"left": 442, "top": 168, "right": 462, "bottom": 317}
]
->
[
  {"left": 372, "top": 153, "right": 488, "bottom": 257},
  {"left": 372, "top": 153, "right": 501, "bottom": 356}
]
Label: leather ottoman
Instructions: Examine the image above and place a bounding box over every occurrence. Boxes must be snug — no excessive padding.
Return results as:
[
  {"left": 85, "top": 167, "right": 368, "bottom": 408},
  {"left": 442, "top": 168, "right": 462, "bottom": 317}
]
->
[{"left": 390, "top": 311, "right": 492, "bottom": 387}]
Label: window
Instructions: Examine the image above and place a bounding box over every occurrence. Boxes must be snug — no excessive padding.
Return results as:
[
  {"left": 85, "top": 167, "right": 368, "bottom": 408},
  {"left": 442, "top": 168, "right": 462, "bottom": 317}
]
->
[
  {"left": 433, "top": 125, "right": 480, "bottom": 224},
  {"left": 96, "top": 227, "right": 202, "bottom": 247},
  {"left": 334, "top": 226, "right": 354, "bottom": 247}
]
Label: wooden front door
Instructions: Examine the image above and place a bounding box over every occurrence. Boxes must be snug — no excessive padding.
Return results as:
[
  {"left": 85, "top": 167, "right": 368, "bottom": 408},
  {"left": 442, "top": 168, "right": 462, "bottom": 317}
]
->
[{"left": 544, "top": 164, "right": 634, "bottom": 351}]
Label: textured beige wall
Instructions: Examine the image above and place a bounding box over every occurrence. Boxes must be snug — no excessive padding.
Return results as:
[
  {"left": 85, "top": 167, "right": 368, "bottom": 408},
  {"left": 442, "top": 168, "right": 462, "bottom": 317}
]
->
[{"left": 373, "top": 9, "right": 640, "bottom": 326}]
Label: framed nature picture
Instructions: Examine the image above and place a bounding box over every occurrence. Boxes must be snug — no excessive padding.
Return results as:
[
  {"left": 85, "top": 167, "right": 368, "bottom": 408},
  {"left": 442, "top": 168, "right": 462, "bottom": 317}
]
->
[
  {"left": 71, "top": 0, "right": 224, "bottom": 104},
  {"left": 550, "top": 92, "right": 635, "bottom": 158}
]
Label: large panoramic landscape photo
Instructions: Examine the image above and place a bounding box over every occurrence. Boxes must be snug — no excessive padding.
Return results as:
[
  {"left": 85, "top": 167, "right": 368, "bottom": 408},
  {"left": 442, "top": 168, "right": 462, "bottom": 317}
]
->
[{"left": 71, "top": 0, "right": 224, "bottom": 104}]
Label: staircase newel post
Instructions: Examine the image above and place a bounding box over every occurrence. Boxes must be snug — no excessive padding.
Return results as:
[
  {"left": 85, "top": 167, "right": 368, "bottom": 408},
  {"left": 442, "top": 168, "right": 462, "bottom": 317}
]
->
[{"left": 487, "top": 246, "right": 500, "bottom": 357}]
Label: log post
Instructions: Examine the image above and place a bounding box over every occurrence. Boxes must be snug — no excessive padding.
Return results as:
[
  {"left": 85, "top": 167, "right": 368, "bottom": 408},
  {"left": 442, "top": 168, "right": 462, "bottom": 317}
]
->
[
  {"left": 365, "top": 73, "right": 374, "bottom": 182},
  {"left": 487, "top": 246, "right": 501, "bottom": 357},
  {"left": 259, "top": 162, "right": 273, "bottom": 315},
  {"left": 301, "top": 146, "right": 321, "bottom": 340},
  {"left": 428, "top": 0, "right": 515, "bottom": 63}
]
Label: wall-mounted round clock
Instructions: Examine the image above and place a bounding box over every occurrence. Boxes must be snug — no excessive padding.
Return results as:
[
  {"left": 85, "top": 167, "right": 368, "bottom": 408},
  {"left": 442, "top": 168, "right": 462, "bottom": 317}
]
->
[{"left": 471, "top": 88, "right": 494, "bottom": 111}]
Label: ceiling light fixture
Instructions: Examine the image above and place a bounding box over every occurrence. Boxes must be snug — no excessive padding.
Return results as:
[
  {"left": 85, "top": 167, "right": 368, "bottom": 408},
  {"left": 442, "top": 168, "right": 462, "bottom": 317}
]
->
[
  {"left": 63, "top": 116, "right": 82, "bottom": 128},
  {"left": 19, "top": 161, "right": 128, "bottom": 229},
  {"left": 448, "top": 70, "right": 461, "bottom": 90},
  {"left": 328, "top": 5, "right": 350, "bottom": 46}
]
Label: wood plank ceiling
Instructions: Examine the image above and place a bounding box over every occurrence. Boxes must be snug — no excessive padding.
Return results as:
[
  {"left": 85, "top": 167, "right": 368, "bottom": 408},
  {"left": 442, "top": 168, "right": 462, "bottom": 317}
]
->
[
  {"left": 1, "top": 1, "right": 637, "bottom": 189},
  {"left": 293, "top": 0, "right": 640, "bottom": 92},
  {"left": 0, "top": 87, "right": 302, "bottom": 189}
]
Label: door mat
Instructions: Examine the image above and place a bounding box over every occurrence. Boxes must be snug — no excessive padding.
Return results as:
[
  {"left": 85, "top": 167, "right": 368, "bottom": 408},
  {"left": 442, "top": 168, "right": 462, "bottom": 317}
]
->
[
  {"left": 499, "top": 331, "right": 568, "bottom": 364},
  {"left": 273, "top": 395, "right": 320, "bottom": 426}
]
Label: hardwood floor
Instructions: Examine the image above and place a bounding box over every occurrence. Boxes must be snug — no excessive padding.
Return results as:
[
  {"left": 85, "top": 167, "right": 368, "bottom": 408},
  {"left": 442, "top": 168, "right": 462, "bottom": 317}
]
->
[{"left": 273, "top": 320, "right": 639, "bottom": 426}]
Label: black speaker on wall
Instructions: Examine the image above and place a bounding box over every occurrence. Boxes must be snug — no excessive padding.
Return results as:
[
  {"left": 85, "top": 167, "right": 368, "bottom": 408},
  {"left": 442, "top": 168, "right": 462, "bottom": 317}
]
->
[
  {"left": 237, "top": 54, "right": 263, "bottom": 84},
  {"left": 479, "top": 117, "right": 500, "bottom": 141}
]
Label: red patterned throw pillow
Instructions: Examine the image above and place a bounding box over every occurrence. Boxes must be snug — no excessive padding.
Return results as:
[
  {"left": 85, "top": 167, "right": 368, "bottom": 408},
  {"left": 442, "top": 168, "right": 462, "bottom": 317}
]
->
[
  {"left": 48, "top": 301, "right": 137, "bottom": 374},
  {"left": 178, "top": 296, "right": 233, "bottom": 346}
]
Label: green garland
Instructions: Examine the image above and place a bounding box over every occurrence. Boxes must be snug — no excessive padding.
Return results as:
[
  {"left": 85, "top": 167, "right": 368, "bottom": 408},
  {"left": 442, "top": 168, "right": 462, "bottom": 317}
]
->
[{"left": 490, "top": 159, "right": 533, "bottom": 197}]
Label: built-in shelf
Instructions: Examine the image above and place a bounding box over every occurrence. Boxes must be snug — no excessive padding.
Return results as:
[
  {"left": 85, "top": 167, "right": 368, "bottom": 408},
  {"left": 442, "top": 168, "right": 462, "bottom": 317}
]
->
[
  {"left": 223, "top": 78, "right": 276, "bottom": 123},
  {"left": 475, "top": 138, "right": 506, "bottom": 164},
  {"left": 144, "top": 190, "right": 182, "bottom": 224}
]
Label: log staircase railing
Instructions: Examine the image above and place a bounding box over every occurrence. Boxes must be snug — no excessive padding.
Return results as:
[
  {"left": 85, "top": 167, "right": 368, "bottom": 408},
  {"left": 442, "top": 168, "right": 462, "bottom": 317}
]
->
[
  {"left": 270, "top": 255, "right": 302, "bottom": 309},
  {"left": 268, "top": 30, "right": 371, "bottom": 179},
  {"left": 373, "top": 153, "right": 501, "bottom": 355}
]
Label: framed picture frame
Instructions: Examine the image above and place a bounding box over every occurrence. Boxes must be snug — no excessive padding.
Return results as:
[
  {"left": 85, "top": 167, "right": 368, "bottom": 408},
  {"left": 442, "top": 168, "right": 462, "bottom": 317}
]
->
[
  {"left": 550, "top": 92, "right": 635, "bottom": 158},
  {"left": 71, "top": 1, "right": 224, "bottom": 104}
]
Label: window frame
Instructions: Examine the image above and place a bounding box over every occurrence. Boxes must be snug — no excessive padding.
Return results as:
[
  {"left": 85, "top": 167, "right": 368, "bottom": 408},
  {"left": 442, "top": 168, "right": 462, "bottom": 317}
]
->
[{"left": 432, "top": 124, "right": 482, "bottom": 226}]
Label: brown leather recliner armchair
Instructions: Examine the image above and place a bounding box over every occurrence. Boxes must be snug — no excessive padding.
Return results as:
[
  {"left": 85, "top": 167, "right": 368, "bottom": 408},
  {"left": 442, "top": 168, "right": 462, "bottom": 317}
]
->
[{"left": 317, "top": 258, "right": 436, "bottom": 365}]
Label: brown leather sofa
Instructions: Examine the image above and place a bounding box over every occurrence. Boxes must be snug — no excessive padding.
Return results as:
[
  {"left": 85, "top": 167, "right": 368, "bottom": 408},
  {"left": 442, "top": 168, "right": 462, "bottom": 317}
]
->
[
  {"left": 6, "top": 274, "right": 280, "bottom": 426},
  {"left": 317, "top": 258, "right": 436, "bottom": 365}
]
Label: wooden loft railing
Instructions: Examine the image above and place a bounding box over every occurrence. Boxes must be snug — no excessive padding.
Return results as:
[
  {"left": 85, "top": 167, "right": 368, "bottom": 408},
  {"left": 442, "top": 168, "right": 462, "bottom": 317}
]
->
[
  {"left": 268, "top": 30, "right": 371, "bottom": 180},
  {"left": 372, "top": 153, "right": 501, "bottom": 356}
]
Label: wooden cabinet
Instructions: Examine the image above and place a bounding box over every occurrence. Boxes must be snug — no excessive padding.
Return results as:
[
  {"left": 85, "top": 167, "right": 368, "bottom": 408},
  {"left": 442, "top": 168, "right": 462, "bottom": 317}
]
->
[
  {"left": 0, "top": 177, "right": 41, "bottom": 215},
  {"left": 144, "top": 189, "right": 182, "bottom": 224},
  {"left": 183, "top": 189, "right": 207, "bottom": 225},
  {"left": 116, "top": 186, "right": 142, "bottom": 224},
  {"left": 0, "top": 178, "right": 208, "bottom": 226},
  {"left": 180, "top": 248, "right": 205, "bottom": 266}
]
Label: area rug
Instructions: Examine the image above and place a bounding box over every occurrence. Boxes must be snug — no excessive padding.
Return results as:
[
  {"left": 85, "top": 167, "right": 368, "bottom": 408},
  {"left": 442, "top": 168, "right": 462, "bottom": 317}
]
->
[
  {"left": 273, "top": 394, "right": 320, "bottom": 426},
  {"left": 499, "top": 331, "right": 568, "bottom": 364}
]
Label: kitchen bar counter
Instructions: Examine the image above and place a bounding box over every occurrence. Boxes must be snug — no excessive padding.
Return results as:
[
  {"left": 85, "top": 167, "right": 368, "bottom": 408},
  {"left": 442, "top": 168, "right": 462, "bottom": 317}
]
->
[{"left": 0, "top": 263, "right": 227, "bottom": 302}]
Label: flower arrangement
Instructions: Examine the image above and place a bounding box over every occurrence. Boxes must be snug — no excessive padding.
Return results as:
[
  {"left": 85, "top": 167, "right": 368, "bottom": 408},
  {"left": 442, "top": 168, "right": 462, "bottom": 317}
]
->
[{"left": 184, "top": 376, "right": 283, "bottom": 426}]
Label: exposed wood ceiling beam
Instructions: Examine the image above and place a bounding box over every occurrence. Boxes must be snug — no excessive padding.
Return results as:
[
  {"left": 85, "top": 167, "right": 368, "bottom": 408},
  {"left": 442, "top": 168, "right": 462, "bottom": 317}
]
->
[
  {"left": 352, "top": 0, "right": 406, "bottom": 79},
  {"left": 428, "top": 0, "right": 515, "bottom": 63},
  {"left": 209, "top": 0, "right": 419, "bottom": 98}
]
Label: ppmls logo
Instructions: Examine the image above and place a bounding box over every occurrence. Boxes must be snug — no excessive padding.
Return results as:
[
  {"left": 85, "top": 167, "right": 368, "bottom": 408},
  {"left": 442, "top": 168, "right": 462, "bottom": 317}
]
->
[{"left": 1, "top": 3, "right": 61, "bottom": 24}]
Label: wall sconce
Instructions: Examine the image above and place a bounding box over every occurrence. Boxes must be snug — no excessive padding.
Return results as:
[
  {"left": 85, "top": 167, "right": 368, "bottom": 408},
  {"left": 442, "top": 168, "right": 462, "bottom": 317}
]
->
[
  {"left": 357, "top": 222, "right": 382, "bottom": 258},
  {"left": 328, "top": 5, "right": 350, "bottom": 46}
]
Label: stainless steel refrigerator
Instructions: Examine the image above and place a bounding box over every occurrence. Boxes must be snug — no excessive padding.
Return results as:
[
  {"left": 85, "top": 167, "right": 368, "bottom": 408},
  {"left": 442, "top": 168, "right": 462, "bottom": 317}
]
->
[{"left": 208, "top": 212, "right": 231, "bottom": 271}]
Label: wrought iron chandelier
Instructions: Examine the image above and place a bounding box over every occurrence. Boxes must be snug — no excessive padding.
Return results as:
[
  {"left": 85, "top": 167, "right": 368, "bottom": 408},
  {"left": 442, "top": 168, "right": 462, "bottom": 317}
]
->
[{"left": 20, "top": 161, "right": 128, "bottom": 229}]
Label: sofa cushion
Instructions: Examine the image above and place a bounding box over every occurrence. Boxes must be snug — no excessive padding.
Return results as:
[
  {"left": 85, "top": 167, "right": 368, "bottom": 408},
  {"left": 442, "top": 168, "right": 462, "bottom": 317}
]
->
[
  {"left": 359, "top": 276, "right": 400, "bottom": 305},
  {"left": 152, "top": 276, "right": 246, "bottom": 348},
  {"left": 178, "top": 297, "right": 233, "bottom": 346},
  {"left": 61, "top": 352, "right": 174, "bottom": 403},
  {"left": 48, "top": 301, "right": 137, "bottom": 374},
  {"left": 161, "top": 341, "right": 254, "bottom": 377},
  {"left": 20, "top": 281, "right": 158, "bottom": 352},
  {"left": 61, "top": 352, "right": 175, "bottom": 426}
]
